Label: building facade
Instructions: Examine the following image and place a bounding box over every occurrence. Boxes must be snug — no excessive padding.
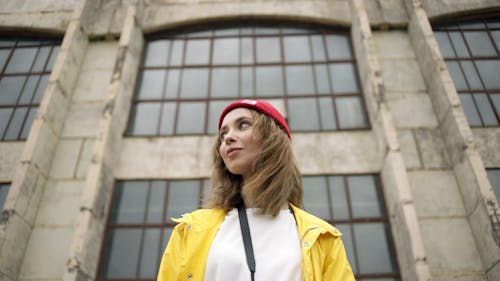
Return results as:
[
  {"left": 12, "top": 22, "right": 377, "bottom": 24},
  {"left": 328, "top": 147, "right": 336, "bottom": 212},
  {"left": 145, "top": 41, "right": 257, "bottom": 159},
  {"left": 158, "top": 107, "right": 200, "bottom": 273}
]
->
[{"left": 0, "top": 0, "right": 499, "bottom": 281}]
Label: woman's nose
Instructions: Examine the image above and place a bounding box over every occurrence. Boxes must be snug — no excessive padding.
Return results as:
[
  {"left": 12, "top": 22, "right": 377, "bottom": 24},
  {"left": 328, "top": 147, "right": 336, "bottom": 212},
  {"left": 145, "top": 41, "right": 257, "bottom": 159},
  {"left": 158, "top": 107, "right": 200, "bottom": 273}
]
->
[{"left": 224, "top": 130, "right": 236, "bottom": 144}]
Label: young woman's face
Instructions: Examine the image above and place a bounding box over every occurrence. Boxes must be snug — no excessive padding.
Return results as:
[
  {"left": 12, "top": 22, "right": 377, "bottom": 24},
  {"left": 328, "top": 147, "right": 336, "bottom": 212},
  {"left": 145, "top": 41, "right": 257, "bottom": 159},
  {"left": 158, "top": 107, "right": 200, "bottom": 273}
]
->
[{"left": 219, "top": 108, "right": 261, "bottom": 181}]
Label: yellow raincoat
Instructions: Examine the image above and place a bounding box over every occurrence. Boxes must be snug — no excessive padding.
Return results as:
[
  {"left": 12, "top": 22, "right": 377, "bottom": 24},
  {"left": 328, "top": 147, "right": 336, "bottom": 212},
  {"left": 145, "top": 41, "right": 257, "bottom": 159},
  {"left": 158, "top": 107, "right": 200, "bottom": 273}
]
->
[{"left": 157, "top": 204, "right": 355, "bottom": 281}]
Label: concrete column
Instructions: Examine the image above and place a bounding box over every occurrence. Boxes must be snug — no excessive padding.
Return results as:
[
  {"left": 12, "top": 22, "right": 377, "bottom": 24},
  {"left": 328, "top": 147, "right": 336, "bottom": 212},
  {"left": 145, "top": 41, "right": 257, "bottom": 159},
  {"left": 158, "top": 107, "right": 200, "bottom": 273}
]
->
[
  {"left": 350, "top": 0, "right": 431, "bottom": 280},
  {"left": 405, "top": 0, "right": 500, "bottom": 280},
  {"left": 63, "top": 1, "right": 144, "bottom": 280},
  {"left": 0, "top": 1, "right": 93, "bottom": 280}
]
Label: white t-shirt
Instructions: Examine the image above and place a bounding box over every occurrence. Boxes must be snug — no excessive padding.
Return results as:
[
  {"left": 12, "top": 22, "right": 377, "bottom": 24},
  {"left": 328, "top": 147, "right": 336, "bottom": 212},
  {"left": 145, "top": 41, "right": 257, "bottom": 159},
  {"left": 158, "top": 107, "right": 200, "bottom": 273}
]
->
[{"left": 204, "top": 208, "right": 302, "bottom": 281}]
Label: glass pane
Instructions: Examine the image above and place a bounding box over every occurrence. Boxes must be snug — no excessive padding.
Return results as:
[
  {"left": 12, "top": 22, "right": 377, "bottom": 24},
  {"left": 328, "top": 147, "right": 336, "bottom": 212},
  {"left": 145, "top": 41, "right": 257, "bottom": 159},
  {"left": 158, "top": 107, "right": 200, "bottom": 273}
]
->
[
  {"left": 0, "top": 49, "right": 10, "bottom": 70},
  {"left": 283, "top": 35, "right": 312, "bottom": 62},
  {"left": 241, "top": 38, "right": 253, "bottom": 64},
  {"left": 310, "top": 35, "right": 326, "bottom": 61},
  {"left": 176, "top": 102, "right": 206, "bottom": 134},
  {"left": 315, "top": 64, "right": 331, "bottom": 94},
  {"left": 449, "top": 32, "right": 469, "bottom": 58},
  {"left": 336, "top": 224, "right": 357, "bottom": 273},
  {"left": 464, "top": 31, "right": 496, "bottom": 56},
  {"left": 328, "top": 176, "right": 348, "bottom": 219},
  {"left": 5, "top": 47, "right": 37, "bottom": 73},
  {"left": 348, "top": 175, "right": 383, "bottom": 218},
  {"left": 208, "top": 100, "right": 228, "bottom": 134},
  {"left": 336, "top": 96, "right": 368, "bottom": 129},
  {"left": 473, "top": 93, "right": 498, "bottom": 126},
  {"left": 146, "top": 181, "right": 166, "bottom": 223},
  {"left": 286, "top": 65, "right": 315, "bottom": 95},
  {"left": 288, "top": 98, "right": 320, "bottom": 131},
  {"left": 45, "top": 46, "right": 59, "bottom": 71},
  {"left": 0, "top": 184, "right": 9, "bottom": 209},
  {"left": 20, "top": 107, "right": 36, "bottom": 139},
  {"left": 460, "top": 61, "right": 482, "bottom": 90},
  {"left": 169, "top": 40, "right": 184, "bottom": 66},
  {"left": 492, "top": 94, "right": 500, "bottom": 118},
  {"left": 0, "top": 38, "right": 16, "bottom": 47},
  {"left": 211, "top": 67, "right": 238, "bottom": 98},
  {"left": 459, "top": 22, "right": 486, "bottom": 29},
  {"left": 162, "top": 227, "right": 174, "bottom": 252},
  {"left": 185, "top": 39, "right": 210, "bottom": 65},
  {"left": 139, "top": 228, "right": 161, "bottom": 278},
  {"left": 325, "top": 34, "right": 352, "bottom": 59},
  {"left": 4, "top": 107, "right": 27, "bottom": 140},
  {"left": 256, "top": 37, "right": 281, "bottom": 63},
  {"left": 302, "top": 176, "right": 330, "bottom": 219},
  {"left": 492, "top": 31, "right": 500, "bottom": 50},
  {"left": 475, "top": 60, "right": 500, "bottom": 89},
  {"left": 159, "top": 102, "right": 176, "bottom": 135},
  {"left": 100, "top": 228, "right": 141, "bottom": 278},
  {"left": 319, "top": 97, "right": 337, "bottom": 130},
  {"left": 329, "top": 63, "right": 360, "bottom": 93},
  {"left": 0, "top": 76, "right": 26, "bottom": 105},
  {"left": 166, "top": 180, "right": 200, "bottom": 219},
  {"left": 486, "top": 169, "right": 500, "bottom": 200},
  {"left": 255, "top": 66, "right": 283, "bottom": 97},
  {"left": 32, "top": 46, "right": 51, "bottom": 72},
  {"left": 179, "top": 68, "right": 209, "bottom": 98},
  {"left": 459, "top": 94, "right": 482, "bottom": 126},
  {"left": 445, "top": 61, "right": 468, "bottom": 91},
  {"left": 32, "top": 74, "right": 48, "bottom": 103},
  {"left": 165, "top": 69, "right": 180, "bottom": 99},
  {"left": 110, "top": 181, "right": 148, "bottom": 224},
  {"left": 214, "top": 28, "right": 239, "bottom": 36},
  {"left": 254, "top": 27, "right": 280, "bottom": 35},
  {"left": 213, "top": 38, "right": 239, "bottom": 64},
  {"left": 18, "top": 75, "right": 39, "bottom": 104},
  {"left": 128, "top": 103, "right": 161, "bottom": 135},
  {"left": 0, "top": 108, "right": 13, "bottom": 137},
  {"left": 354, "top": 223, "right": 397, "bottom": 274},
  {"left": 240, "top": 67, "right": 254, "bottom": 97},
  {"left": 137, "top": 70, "right": 166, "bottom": 100},
  {"left": 144, "top": 40, "right": 170, "bottom": 67},
  {"left": 434, "top": 32, "right": 455, "bottom": 58}
]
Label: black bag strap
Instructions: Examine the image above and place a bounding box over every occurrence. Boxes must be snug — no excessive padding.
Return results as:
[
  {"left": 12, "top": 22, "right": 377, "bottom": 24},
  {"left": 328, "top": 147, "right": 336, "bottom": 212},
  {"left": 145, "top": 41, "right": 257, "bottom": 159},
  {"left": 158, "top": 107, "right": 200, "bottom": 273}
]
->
[{"left": 238, "top": 203, "right": 256, "bottom": 281}]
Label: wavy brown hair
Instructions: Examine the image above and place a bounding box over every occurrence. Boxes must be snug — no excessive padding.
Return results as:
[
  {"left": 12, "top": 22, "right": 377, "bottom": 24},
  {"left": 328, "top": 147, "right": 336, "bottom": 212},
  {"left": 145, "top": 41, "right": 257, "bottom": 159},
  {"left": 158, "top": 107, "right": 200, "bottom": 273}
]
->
[{"left": 205, "top": 110, "right": 303, "bottom": 216}]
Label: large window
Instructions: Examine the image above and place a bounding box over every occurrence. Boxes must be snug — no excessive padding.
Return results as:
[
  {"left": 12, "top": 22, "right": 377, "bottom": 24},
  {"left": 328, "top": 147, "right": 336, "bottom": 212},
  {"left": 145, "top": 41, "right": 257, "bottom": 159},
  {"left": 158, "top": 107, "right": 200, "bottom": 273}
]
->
[
  {"left": 302, "top": 175, "right": 399, "bottom": 280},
  {"left": 127, "top": 23, "right": 369, "bottom": 136},
  {"left": 0, "top": 183, "right": 9, "bottom": 210},
  {"left": 98, "top": 175, "right": 399, "bottom": 281},
  {"left": 98, "top": 180, "right": 210, "bottom": 280},
  {"left": 0, "top": 36, "right": 60, "bottom": 141},
  {"left": 434, "top": 18, "right": 500, "bottom": 126}
]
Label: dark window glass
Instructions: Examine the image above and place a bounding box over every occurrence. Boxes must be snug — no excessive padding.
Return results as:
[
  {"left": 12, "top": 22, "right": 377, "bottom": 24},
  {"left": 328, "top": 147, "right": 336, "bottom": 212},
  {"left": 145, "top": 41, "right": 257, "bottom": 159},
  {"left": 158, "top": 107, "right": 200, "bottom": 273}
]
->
[
  {"left": 435, "top": 18, "right": 500, "bottom": 127},
  {"left": 127, "top": 23, "right": 369, "bottom": 137},
  {"left": 486, "top": 169, "right": 500, "bottom": 202},
  {"left": 99, "top": 179, "right": 208, "bottom": 280},
  {"left": 0, "top": 183, "right": 10, "bottom": 209},
  {"left": 0, "top": 36, "right": 60, "bottom": 141},
  {"left": 303, "top": 175, "right": 399, "bottom": 280}
]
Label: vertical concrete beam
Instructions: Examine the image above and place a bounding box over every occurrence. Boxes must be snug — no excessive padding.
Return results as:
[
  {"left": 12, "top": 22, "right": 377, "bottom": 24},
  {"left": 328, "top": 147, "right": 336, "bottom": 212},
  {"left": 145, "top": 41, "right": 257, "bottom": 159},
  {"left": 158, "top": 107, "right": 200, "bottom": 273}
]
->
[
  {"left": 351, "top": 1, "right": 431, "bottom": 280},
  {"left": 0, "top": 1, "right": 93, "bottom": 280},
  {"left": 406, "top": 1, "right": 500, "bottom": 280},
  {"left": 63, "top": 1, "right": 144, "bottom": 280}
]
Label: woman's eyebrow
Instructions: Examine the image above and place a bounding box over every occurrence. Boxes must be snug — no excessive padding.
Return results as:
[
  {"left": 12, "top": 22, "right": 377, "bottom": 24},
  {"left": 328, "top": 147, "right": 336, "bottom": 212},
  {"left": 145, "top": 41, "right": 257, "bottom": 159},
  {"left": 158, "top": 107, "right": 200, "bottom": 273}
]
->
[{"left": 220, "top": 116, "right": 252, "bottom": 131}]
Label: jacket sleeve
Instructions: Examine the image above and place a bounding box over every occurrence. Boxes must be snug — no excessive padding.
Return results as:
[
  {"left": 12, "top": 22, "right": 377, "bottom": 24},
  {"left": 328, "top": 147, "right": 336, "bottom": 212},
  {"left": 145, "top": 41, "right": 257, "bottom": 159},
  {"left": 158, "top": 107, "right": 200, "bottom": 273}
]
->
[
  {"left": 321, "top": 234, "right": 355, "bottom": 281},
  {"left": 157, "top": 223, "right": 185, "bottom": 281}
]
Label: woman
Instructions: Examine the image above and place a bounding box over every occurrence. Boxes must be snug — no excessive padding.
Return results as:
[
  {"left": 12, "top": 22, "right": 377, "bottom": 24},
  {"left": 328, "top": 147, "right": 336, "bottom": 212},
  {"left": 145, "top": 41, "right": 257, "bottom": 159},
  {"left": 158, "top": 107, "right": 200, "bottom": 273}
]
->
[{"left": 157, "top": 99, "right": 355, "bottom": 281}]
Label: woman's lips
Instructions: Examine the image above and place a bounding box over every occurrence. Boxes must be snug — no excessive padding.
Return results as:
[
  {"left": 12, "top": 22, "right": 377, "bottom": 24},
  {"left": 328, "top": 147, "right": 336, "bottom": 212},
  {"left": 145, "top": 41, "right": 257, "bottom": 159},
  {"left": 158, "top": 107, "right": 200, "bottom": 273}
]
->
[{"left": 226, "top": 147, "right": 242, "bottom": 157}]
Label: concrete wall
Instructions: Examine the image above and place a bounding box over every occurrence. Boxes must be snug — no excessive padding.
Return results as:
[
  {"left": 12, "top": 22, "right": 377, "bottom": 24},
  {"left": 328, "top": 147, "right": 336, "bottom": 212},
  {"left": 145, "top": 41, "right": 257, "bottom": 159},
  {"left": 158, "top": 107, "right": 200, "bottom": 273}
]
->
[{"left": 0, "top": 0, "right": 499, "bottom": 281}]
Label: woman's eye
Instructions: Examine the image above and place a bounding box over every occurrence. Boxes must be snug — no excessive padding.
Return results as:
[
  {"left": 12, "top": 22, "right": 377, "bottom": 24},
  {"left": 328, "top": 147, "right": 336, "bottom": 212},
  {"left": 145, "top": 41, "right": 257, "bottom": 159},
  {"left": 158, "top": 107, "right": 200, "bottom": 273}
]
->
[
  {"left": 219, "top": 131, "right": 227, "bottom": 140},
  {"left": 240, "top": 122, "right": 250, "bottom": 129}
]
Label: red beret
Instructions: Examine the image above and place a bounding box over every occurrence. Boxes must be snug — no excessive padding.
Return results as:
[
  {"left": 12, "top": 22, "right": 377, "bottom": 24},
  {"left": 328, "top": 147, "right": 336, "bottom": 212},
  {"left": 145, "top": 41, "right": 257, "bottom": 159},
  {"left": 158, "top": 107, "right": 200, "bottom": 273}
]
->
[{"left": 218, "top": 99, "right": 291, "bottom": 140}]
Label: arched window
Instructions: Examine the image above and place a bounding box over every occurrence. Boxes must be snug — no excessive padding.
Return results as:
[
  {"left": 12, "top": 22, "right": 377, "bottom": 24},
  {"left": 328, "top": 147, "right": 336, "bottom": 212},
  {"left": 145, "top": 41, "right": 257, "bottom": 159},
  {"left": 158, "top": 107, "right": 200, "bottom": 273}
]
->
[
  {"left": 434, "top": 17, "right": 500, "bottom": 126},
  {"left": 0, "top": 35, "right": 60, "bottom": 141},
  {"left": 126, "top": 22, "right": 369, "bottom": 136}
]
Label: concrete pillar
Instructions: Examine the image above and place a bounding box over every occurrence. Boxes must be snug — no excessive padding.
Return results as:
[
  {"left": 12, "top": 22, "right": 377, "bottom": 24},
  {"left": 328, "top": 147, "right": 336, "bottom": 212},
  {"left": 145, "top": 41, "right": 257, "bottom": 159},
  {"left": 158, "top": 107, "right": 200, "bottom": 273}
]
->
[
  {"left": 350, "top": 0, "right": 431, "bottom": 280},
  {"left": 63, "top": 1, "right": 144, "bottom": 280},
  {"left": 405, "top": 0, "right": 500, "bottom": 280},
  {"left": 0, "top": 0, "right": 93, "bottom": 280}
]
